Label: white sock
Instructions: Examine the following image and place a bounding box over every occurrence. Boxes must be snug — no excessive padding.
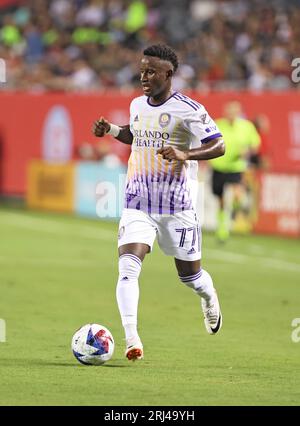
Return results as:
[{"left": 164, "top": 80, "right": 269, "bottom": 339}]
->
[
  {"left": 116, "top": 254, "right": 142, "bottom": 340},
  {"left": 179, "top": 269, "right": 215, "bottom": 302}
]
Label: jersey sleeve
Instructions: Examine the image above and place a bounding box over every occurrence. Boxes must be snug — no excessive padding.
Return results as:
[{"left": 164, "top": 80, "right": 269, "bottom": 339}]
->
[{"left": 183, "top": 107, "right": 222, "bottom": 147}]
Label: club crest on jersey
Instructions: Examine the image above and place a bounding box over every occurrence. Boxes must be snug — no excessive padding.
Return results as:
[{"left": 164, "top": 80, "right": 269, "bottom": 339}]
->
[{"left": 159, "top": 113, "right": 171, "bottom": 128}]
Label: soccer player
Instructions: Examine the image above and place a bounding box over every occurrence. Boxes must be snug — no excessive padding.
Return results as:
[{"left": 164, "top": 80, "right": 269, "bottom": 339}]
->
[
  {"left": 93, "top": 44, "right": 225, "bottom": 361},
  {"left": 210, "top": 101, "right": 261, "bottom": 242}
]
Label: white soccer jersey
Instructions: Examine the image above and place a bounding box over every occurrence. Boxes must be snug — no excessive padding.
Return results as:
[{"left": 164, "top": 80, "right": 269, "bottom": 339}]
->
[{"left": 125, "top": 92, "right": 222, "bottom": 214}]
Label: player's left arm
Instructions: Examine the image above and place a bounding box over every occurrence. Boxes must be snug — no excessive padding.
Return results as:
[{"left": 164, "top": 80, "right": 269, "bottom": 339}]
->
[{"left": 157, "top": 137, "right": 225, "bottom": 161}]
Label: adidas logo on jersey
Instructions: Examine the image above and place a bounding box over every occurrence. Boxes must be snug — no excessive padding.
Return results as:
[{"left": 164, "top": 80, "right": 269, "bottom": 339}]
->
[
  {"left": 121, "top": 276, "right": 129, "bottom": 281},
  {"left": 134, "top": 115, "right": 139, "bottom": 122}
]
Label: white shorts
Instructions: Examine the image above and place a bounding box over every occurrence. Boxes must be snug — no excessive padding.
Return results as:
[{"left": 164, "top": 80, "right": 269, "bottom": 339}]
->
[{"left": 118, "top": 208, "right": 202, "bottom": 261}]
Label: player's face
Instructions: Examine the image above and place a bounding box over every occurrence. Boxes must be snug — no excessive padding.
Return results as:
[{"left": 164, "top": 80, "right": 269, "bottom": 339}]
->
[{"left": 140, "top": 56, "right": 172, "bottom": 100}]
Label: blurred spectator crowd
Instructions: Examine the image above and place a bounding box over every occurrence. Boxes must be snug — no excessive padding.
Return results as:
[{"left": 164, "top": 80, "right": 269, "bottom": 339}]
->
[{"left": 1, "top": 0, "right": 300, "bottom": 92}]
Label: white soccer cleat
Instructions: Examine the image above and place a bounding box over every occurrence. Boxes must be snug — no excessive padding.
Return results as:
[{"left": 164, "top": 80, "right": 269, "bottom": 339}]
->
[
  {"left": 125, "top": 336, "right": 144, "bottom": 361},
  {"left": 201, "top": 290, "right": 222, "bottom": 335}
]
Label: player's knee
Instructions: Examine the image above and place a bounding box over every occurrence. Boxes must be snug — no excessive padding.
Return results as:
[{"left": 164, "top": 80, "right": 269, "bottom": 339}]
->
[
  {"left": 118, "top": 243, "right": 150, "bottom": 261},
  {"left": 119, "top": 254, "right": 142, "bottom": 280}
]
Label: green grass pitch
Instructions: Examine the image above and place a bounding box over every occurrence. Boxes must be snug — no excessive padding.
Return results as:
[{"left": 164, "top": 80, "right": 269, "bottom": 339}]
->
[{"left": 0, "top": 207, "right": 299, "bottom": 406}]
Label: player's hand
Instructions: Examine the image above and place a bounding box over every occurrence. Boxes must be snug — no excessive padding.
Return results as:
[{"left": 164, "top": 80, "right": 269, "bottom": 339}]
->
[
  {"left": 93, "top": 117, "right": 111, "bottom": 137},
  {"left": 157, "top": 146, "right": 188, "bottom": 161}
]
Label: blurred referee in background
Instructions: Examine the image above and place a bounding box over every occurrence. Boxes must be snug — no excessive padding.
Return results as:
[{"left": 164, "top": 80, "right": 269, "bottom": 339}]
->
[{"left": 209, "top": 101, "right": 261, "bottom": 242}]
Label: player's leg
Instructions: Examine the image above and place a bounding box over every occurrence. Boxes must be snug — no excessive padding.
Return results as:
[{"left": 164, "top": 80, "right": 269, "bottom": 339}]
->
[
  {"left": 222, "top": 173, "right": 244, "bottom": 234},
  {"left": 156, "top": 211, "right": 222, "bottom": 334},
  {"left": 231, "top": 181, "right": 244, "bottom": 210},
  {"left": 116, "top": 209, "right": 157, "bottom": 360},
  {"left": 174, "top": 258, "right": 222, "bottom": 334},
  {"left": 117, "top": 243, "right": 149, "bottom": 360},
  {"left": 230, "top": 173, "right": 250, "bottom": 218},
  {"left": 212, "top": 170, "right": 229, "bottom": 242}
]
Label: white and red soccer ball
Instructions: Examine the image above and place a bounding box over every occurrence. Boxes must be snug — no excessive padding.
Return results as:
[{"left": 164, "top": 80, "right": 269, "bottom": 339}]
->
[{"left": 72, "top": 324, "right": 114, "bottom": 365}]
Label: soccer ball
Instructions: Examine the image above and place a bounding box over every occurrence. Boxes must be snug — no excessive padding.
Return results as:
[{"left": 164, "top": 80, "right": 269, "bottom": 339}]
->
[{"left": 71, "top": 324, "right": 114, "bottom": 365}]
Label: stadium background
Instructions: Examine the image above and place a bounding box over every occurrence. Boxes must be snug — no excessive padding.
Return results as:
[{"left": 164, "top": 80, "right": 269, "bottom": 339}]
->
[
  {"left": 0, "top": 0, "right": 300, "bottom": 407},
  {"left": 1, "top": 0, "right": 300, "bottom": 236}
]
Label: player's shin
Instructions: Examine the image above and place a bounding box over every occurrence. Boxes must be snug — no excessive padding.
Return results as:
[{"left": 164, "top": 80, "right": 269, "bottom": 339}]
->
[
  {"left": 179, "top": 269, "right": 215, "bottom": 302},
  {"left": 216, "top": 209, "right": 230, "bottom": 242},
  {"left": 116, "top": 254, "right": 142, "bottom": 340},
  {"left": 179, "top": 269, "right": 222, "bottom": 334}
]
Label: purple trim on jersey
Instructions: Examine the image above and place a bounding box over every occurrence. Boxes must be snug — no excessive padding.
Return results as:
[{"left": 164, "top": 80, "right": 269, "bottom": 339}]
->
[
  {"left": 189, "top": 99, "right": 202, "bottom": 109},
  {"left": 147, "top": 91, "right": 178, "bottom": 107},
  {"left": 168, "top": 175, "right": 175, "bottom": 190},
  {"left": 175, "top": 93, "right": 201, "bottom": 110},
  {"left": 169, "top": 173, "right": 178, "bottom": 214},
  {"left": 159, "top": 191, "right": 163, "bottom": 214},
  {"left": 173, "top": 95, "right": 198, "bottom": 111},
  {"left": 201, "top": 133, "right": 222, "bottom": 144},
  {"left": 179, "top": 171, "right": 186, "bottom": 187},
  {"left": 147, "top": 173, "right": 152, "bottom": 214},
  {"left": 142, "top": 154, "right": 147, "bottom": 199},
  {"left": 175, "top": 172, "right": 185, "bottom": 209},
  {"left": 170, "top": 189, "right": 175, "bottom": 215},
  {"left": 165, "top": 163, "right": 172, "bottom": 183},
  {"left": 124, "top": 150, "right": 195, "bottom": 214},
  {"left": 181, "top": 190, "right": 186, "bottom": 207}
]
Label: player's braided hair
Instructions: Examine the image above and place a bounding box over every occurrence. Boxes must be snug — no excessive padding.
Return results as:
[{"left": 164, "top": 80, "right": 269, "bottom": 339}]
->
[{"left": 143, "top": 44, "right": 179, "bottom": 73}]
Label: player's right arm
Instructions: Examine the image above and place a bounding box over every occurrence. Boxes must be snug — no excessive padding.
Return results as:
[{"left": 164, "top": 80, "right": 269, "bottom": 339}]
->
[{"left": 93, "top": 117, "right": 133, "bottom": 145}]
